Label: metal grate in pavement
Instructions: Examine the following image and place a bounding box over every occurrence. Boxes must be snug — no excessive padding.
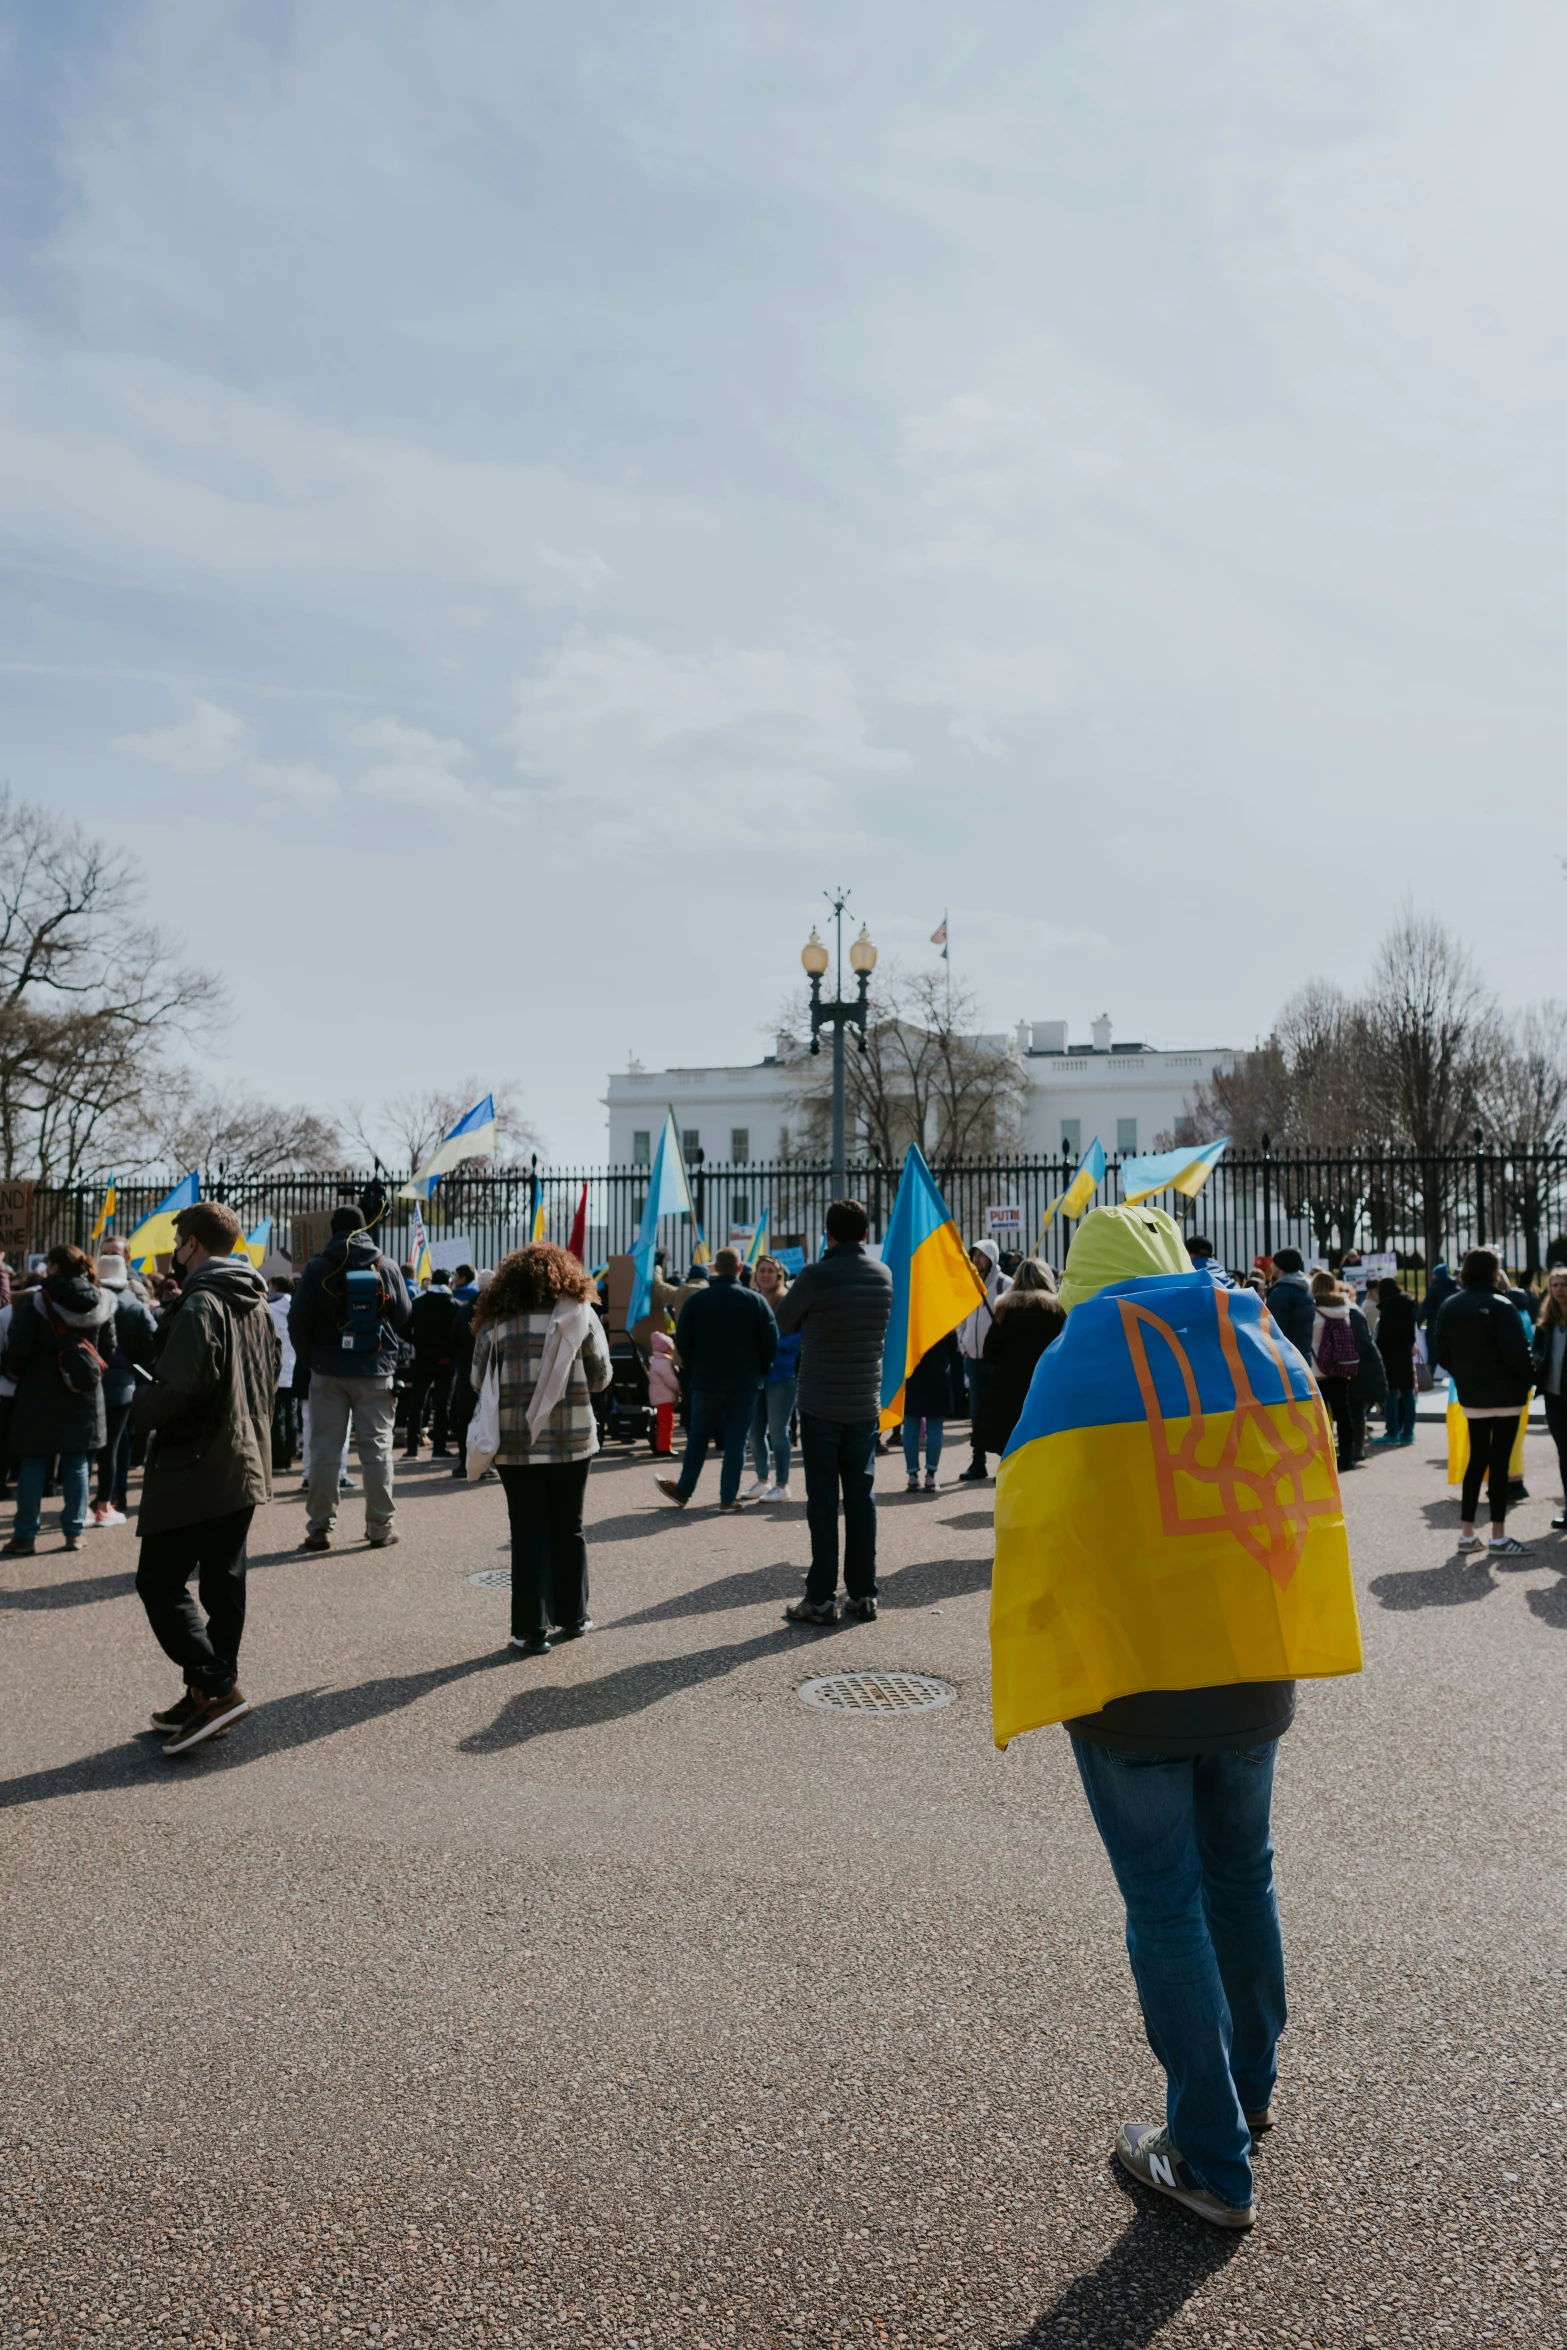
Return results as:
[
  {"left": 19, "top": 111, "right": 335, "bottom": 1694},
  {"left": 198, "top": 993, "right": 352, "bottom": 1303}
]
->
[
  {"left": 466, "top": 1568, "right": 512, "bottom": 1589},
  {"left": 797, "top": 1669, "right": 957, "bottom": 1716}
]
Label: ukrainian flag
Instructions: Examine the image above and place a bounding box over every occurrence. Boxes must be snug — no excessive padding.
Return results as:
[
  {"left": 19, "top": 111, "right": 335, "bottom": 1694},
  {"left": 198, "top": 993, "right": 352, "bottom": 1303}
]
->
[
  {"left": 1037, "top": 1136, "right": 1105, "bottom": 1240},
  {"left": 242, "top": 1217, "right": 272, "bottom": 1268},
  {"left": 124, "top": 1170, "right": 200, "bottom": 1270},
  {"left": 1119, "top": 1135, "right": 1228, "bottom": 1206},
  {"left": 990, "top": 1258, "right": 1360, "bottom": 1747},
  {"left": 399, "top": 1096, "right": 498, "bottom": 1201},
  {"left": 744, "top": 1208, "right": 770, "bottom": 1269},
  {"left": 90, "top": 1183, "right": 117, "bottom": 1244},
  {"left": 409, "top": 1206, "right": 433, "bottom": 1285},
  {"left": 879, "top": 1145, "right": 986, "bottom": 1430},
  {"left": 530, "top": 1199, "right": 547, "bottom": 1243}
]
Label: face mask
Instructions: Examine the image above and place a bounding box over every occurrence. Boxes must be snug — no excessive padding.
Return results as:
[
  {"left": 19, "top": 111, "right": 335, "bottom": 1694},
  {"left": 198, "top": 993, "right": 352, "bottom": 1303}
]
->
[{"left": 168, "top": 1248, "right": 190, "bottom": 1290}]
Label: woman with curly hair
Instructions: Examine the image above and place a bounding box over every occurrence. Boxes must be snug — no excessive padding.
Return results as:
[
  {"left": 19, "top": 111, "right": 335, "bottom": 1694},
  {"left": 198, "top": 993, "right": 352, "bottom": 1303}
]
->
[{"left": 470, "top": 1244, "right": 612, "bottom": 1654}]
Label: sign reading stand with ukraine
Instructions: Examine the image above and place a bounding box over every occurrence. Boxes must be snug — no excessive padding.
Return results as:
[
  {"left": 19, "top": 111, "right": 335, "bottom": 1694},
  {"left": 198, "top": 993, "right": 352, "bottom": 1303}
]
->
[{"left": 990, "top": 1238, "right": 1361, "bottom": 1749}]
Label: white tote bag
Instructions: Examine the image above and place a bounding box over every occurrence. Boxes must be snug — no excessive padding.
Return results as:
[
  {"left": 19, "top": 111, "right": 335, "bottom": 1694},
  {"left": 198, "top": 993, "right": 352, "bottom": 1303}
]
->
[{"left": 466, "top": 1356, "right": 502, "bottom": 1479}]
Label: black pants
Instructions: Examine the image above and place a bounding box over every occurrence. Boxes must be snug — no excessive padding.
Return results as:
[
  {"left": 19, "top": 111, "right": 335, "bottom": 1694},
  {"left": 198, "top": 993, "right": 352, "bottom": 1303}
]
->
[
  {"left": 404, "top": 1359, "right": 453, "bottom": 1453},
  {"left": 496, "top": 1459, "right": 592, "bottom": 1639},
  {"left": 1544, "top": 1390, "right": 1567, "bottom": 1501},
  {"left": 1461, "top": 1416, "right": 1515, "bottom": 1527},
  {"left": 799, "top": 1411, "right": 879, "bottom": 1603},
  {"left": 95, "top": 1398, "right": 134, "bottom": 1508},
  {"left": 135, "top": 1506, "right": 255, "bottom": 1697},
  {"left": 271, "top": 1391, "right": 301, "bottom": 1472},
  {"left": 1319, "top": 1377, "right": 1354, "bottom": 1471},
  {"left": 448, "top": 1370, "right": 476, "bottom": 1452}
]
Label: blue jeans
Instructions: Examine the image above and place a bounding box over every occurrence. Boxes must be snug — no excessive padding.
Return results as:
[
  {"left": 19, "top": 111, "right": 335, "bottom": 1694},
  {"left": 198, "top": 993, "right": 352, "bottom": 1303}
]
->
[
  {"left": 1383, "top": 1387, "right": 1416, "bottom": 1442},
  {"left": 750, "top": 1377, "right": 797, "bottom": 1488},
  {"left": 799, "top": 1411, "right": 878, "bottom": 1603},
  {"left": 14, "top": 1452, "right": 91, "bottom": 1542},
  {"left": 1069, "top": 1736, "right": 1286, "bottom": 2211},
  {"left": 677, "top": 1389, "right": 758, "bottom": 1506},
  {"left": 901, "top": 1417, "right": 943, "bottom": 1475}
]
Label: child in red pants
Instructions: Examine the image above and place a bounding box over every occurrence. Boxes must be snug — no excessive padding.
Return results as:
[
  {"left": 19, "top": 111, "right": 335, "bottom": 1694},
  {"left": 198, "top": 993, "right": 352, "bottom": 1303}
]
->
[{"left": 648, "top": 1327, "right": 680, "bottom": 1455}]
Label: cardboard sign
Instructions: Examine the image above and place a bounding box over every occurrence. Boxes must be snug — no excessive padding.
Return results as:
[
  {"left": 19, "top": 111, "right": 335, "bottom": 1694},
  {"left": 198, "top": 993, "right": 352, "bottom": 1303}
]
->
[
  {"left": 290, "top": 1209, "right": 336, "bottom": 1269},
  {"left": 0, "top": 1179, "right": 35, "bottom": 1257},
  {"left": 986, "top": 1203, "right": 1023, "bottom": 1235}
]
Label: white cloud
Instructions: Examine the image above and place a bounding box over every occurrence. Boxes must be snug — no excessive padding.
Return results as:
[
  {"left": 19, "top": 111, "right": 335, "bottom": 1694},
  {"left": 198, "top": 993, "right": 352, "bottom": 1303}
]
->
[
  {"left": 509, "top": 633, "right": 906, "bottom": 841},
  {"left": 893, "top": 643, "right": 1075, "bottom": 754},
  {"left": 349, "top": 717, "right": 481, "bottom": 810},
  {"left": 112, "top": 699, "right": 246, "bottom": 773},
  {"left": 246, "top": 759, "right": 341, "bottom": 807}
]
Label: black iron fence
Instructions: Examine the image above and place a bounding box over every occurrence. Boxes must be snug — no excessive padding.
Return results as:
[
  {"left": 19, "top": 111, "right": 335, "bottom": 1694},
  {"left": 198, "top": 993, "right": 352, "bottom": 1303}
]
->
[{"left": 24, "top": 1147, "right": 1567, "bottom": 1288}]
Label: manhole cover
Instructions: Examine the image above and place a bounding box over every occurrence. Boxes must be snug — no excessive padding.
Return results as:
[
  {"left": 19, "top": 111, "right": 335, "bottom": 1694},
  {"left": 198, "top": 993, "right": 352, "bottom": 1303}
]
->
[
  {"left": 798, "top": 1670, "right": 957, "bottom": 1715},
  {"left": 466, "top": 1568, "right": 512, "bottom": 1589}
]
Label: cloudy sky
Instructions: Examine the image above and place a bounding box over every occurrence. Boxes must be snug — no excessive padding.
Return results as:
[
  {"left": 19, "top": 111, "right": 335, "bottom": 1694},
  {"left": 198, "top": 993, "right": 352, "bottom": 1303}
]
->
[{"left": 4, "top": 1, "right": 1564, "bottom": 1159}]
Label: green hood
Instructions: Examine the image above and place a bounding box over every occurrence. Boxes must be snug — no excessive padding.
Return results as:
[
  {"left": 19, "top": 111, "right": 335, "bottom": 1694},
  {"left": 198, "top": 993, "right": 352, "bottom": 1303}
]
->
[{"left": 1058, "top": 1204, "right": 1193, "bottom": 1313}]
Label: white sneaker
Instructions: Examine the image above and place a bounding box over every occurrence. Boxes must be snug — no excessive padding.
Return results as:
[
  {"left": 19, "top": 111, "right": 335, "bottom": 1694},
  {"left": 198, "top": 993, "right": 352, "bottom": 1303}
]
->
[
  {"left": 95, "top": 1506, "right": 128, "bottom": 1527},
  {"left": 743, "top": 1478, "right": 770, "bottom": 1500},
  {"left": 767, "top": 1484, "right": 793, "bottom": 1501}
]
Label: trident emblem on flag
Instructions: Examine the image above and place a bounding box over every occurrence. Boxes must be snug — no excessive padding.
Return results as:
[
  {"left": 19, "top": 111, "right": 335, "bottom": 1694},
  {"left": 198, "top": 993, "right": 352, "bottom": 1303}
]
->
[{"left": 1117, "top": 1288, "right": 1339, "bottom": 1590}]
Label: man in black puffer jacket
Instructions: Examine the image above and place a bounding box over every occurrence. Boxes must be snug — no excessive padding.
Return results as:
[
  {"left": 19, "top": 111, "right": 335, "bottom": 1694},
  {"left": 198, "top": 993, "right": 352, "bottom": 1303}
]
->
[{"left": 773, "top": 1198, "right": 894, "bottom": 1626}]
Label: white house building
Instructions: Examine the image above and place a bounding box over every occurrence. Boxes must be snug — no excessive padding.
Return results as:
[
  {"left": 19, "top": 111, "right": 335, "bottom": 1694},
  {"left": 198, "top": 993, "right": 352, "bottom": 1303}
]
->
[{"left": 603, "top": 1016, "right": 1236, "bottom": 1168}]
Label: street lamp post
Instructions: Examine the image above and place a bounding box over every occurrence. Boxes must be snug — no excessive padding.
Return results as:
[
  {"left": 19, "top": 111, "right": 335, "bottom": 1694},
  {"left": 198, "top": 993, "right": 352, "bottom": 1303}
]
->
[{"left": 801, "top": 890, "right": 877, "bottom": 1196}]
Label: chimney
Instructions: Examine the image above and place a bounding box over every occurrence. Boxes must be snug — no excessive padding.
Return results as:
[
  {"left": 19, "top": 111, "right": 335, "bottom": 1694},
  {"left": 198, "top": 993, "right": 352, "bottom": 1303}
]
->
[
  {"left": 1030, "top": 1020, "right": 1068, "bottom": 1054},
  {"left": 1091, "top": 1013, "right": 1112, "bottom": 1053}
]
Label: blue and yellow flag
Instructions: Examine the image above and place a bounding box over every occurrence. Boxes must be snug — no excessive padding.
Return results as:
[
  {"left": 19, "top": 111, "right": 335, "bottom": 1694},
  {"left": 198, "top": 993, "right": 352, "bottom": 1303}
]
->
[
  {"left": 627, "top": 1109, "right": 702, "bottom": 1326},
  {"left": 409, "top": 1205, "right": 432, "bottom": 1285},
  {"left": 125, "top": 1170, "right": 200, "bottom": 1270},
  {"left": 242, "top": 1217, "right": 272, "bottom": 1269},
  {"left": 399, "top": 1095, "right": 498, "bottom": 1202},
  {"left": 991, "top": 1261, "right": 1360, "bottom": 1747},
  {"left": 90, "top": 1183, "right": 117, "bottom": 1244},
  {"left": 530, "top": 1198, "right": 547, "bottom": 1243},
  {"left": 879, "top": 1145, "right": 986, "bottom": 1430},
  {"left": 743, "top": 1208, "right": 770, "bottom": 1268},
  {"left": 1037, "top": 1136, "right": 1105, "bottom": 1241},
  {"left": 1119, "top": 1135, "right": 1228, "bottom": 1207}
]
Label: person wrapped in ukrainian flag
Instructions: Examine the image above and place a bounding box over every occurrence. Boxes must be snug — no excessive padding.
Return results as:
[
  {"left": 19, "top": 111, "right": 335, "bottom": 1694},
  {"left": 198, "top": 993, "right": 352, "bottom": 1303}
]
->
[{"left": 990, "top": 1204, "right": 1361, "bottom": 2230}]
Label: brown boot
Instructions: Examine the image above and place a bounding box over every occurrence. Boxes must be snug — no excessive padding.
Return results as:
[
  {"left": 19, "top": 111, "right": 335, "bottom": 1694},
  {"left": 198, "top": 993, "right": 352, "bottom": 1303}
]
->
[{"left": 163, "top": 1685, "right": 252, "bottom": 1755}]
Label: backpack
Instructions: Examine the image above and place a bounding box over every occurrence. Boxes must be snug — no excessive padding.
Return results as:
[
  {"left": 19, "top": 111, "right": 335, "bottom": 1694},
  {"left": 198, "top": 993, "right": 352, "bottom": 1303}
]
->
[
  {"left": 1315, "top": 1312, "right": 1359, "bottom": 1381},
  {"left": 42, "top": 1299, "right": 108, "bottom": 1395}
]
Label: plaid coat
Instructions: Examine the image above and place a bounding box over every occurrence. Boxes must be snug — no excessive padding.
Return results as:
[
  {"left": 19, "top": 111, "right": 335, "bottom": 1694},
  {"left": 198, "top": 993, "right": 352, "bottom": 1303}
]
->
[{"left": 471, "top": 1308, "right": 612, "bottom": 1465}]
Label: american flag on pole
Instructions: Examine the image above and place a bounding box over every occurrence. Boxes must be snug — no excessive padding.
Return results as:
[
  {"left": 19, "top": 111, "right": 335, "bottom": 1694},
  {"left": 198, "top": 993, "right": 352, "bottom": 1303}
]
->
[{"left": 931, "top": 916, "right": 948, "bottom": 960}]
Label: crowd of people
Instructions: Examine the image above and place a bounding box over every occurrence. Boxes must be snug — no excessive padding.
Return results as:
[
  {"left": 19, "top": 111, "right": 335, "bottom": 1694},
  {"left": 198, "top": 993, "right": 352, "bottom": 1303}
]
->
[{"left": 2, "top": 1191, "right": 1564, "bottom": 2232}]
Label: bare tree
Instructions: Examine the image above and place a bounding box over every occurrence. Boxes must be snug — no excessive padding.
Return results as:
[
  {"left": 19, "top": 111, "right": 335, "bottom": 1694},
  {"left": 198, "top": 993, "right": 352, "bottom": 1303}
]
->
[
  {"left": 0, "top": 786, "right": 222, "bottom": 1182},
  {"left": 781, "top": 964, "right": 1025, "bottom": 1170},
  {"left": 1363, "top": 909, "right": 1493, "bottom": 1269},
  {"left": 1478, "top": 1001, "right": 1567, "bottom": 1276},
  {"left": 149, "top": 1085, "right": 347, "bottom": 1184}
]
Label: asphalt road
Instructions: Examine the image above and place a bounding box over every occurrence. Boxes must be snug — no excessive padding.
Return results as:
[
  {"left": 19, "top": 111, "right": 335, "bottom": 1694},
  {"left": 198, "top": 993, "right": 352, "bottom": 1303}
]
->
[{"left": 0, "top": 1418, "right": 1562, "bottom": 2350}]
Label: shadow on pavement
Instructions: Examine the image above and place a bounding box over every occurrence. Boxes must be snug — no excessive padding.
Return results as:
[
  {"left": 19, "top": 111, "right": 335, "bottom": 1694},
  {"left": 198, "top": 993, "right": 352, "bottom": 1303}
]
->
[
  {"left": 938, "top": 1509, "right": 996, "bottom": 1532},
  {"left": 1527, "top": 1580, "right": 1567, "bottom": 1629},
  {"left": 0, "top": 1566, "right": 138, "bottom": 1610},
  {"left": 880, "top": 1553, "right": 993, "bottom": 1608},
  {"left": 0, "top": 1651, "right": 512, "bottom": 1809},
  {"left": 1368, "top": 1557, "right": 1496, "bottom": 1609},
  {"left": 1008, "top": 2173, "right": 1242, "bottom": 2345},
  {"left": 460, "top": 1626, "right": 802, "bottom": 1751},
  {"left": 617, "top": 1561, "right": 803, "bottom": 1625}
]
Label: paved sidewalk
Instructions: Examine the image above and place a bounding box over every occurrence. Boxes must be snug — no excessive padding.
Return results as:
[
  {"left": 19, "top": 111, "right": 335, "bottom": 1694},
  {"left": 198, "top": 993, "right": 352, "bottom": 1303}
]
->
[{"left": 0, "top": 1426, "right": 1562, "bottom": 2347}]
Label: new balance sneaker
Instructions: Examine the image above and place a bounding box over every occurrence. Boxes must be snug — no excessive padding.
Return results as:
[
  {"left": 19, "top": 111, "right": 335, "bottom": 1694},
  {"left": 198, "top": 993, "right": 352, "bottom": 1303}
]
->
[
  {"left": 1113, "top": 2123, "right": 1255, "bottom": 2229},
  {"left": 784, "top": 1598, "right": 838, "bottom": 1626},
  {"left": 163, "top": 1686, "right": 252, "bottom": 1756},
  {"left": 654, "top": 1478, "right": 688, "bottom": 1508},
  {"left": 1489, "top": 1535, "right": 1530, "bottom": 1557}
]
